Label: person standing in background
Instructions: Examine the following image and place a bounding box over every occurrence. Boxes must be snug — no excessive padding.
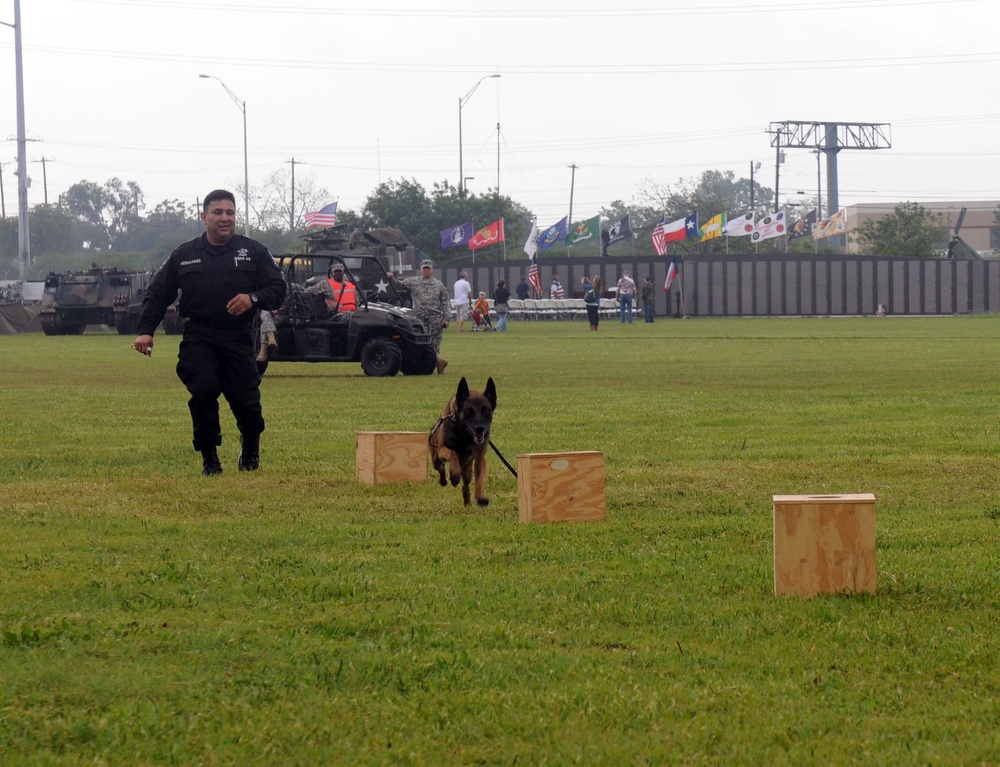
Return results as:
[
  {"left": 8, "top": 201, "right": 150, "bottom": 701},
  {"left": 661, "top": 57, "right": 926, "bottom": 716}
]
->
[
  {"left": 641, "top": 276, "right": 655, "bottom": 323},
  {"left": 393, "top": 259, "right": 451, "bottom": 373},
  {"left": 453, "top": 270, "right": 472, "bottom": 332},
  {"left": 617, "top": 271, "right": 636, "bottom": 324},
  {"left": 585, "top": 276, "right": 602, "bottom": 331},
  {"left": 493, "top": 279, "right": 511, "bottom": 333},
  {"left": 549, "top": 275, "right": 565, "bottom": 300},
  {"left": 515, "top": 274, "right": 530, "bottom": 301}
]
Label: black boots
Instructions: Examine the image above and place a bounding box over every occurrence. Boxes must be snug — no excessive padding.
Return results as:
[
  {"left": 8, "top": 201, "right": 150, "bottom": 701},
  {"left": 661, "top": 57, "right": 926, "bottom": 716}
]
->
[
  {"left": 238, "top": 433, "right": 260, "bottom": 472},
  {"left": 201, "top": 448, "right": 223, "bottom": 476},
  {"left": 201, "top": 437, "right": 260, "bottom": 474}
]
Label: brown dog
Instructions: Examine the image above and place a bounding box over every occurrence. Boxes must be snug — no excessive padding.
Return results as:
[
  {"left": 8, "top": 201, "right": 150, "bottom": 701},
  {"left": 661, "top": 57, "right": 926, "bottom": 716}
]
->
[{"left": 428, "top": 377, "right": 497, "bottom": 506}]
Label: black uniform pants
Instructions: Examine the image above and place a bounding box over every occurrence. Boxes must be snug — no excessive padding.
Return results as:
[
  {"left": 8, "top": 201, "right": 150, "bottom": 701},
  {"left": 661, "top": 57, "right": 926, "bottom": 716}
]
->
[{"left": 176, "top": 323, "right": 264, "bottom": 451}]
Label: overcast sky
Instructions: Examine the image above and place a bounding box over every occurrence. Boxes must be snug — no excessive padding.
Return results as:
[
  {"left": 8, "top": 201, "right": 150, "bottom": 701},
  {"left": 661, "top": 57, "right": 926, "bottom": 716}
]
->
[{"left": 2, "top": 0, "right": 998, "bottom": 230}]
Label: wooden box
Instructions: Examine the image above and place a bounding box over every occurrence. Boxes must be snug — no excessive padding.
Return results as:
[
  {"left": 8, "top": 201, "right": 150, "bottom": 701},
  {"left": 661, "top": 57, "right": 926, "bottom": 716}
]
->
[
  {"left": 773, "top": 493, "right": 876, "bottom": 597},
  {"left": 517, "top": 451, "right": 605, "bottom": 524},
  {"left": 356, "top": 431, "right": 427, "bottom": 485}
]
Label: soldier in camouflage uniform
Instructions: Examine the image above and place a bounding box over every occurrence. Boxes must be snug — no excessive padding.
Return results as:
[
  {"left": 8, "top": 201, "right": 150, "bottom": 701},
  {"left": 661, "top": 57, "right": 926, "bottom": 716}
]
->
[{"left": 393, "top": 258, "right": 451, "bottom": 373}]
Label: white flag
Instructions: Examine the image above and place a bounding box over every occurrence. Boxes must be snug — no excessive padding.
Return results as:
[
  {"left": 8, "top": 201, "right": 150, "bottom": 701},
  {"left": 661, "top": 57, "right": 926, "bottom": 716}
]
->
[
  {"left": 751, "top": 210, "right": 787, "bottom": 242},
  {"left": 523, "top": 220, "right": 539, "bottom": 258},
  {"left": 722, "top": 211, "right": 755, "bottom": 237}
]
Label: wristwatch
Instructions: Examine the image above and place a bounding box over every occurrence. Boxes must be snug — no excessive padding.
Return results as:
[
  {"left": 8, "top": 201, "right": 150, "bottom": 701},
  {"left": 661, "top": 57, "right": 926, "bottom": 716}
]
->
[{"left": 249, "top": 293, "right": 258, "bottom": 305}]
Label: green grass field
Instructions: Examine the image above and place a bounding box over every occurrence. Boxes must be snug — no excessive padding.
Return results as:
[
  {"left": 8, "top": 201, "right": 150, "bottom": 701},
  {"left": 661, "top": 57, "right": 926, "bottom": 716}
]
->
[{"left": 2, "top": 316, "right": 1000, "bottom": 765}]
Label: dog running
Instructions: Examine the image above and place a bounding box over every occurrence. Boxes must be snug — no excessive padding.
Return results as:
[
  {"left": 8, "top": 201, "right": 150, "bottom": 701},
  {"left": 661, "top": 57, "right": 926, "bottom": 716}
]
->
[{"left": 428, "top": 377, "right": 497, "bottom": 506}]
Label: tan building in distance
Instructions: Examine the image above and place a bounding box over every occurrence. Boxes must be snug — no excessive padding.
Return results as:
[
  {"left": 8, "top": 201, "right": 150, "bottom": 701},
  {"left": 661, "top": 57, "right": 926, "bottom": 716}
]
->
[{"left": 842, "top": 200, "right": 1000, "bottom": 255}]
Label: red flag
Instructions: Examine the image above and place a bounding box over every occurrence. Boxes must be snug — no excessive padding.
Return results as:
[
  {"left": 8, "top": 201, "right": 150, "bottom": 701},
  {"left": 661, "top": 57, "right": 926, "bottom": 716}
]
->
[{"left": 469, "top": 218, "right": 505, "bottom": 250}]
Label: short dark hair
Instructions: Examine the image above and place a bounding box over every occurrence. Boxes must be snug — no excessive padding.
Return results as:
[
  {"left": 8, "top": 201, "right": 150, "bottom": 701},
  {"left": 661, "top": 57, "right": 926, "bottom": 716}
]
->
[{"left": 203, "top": 189, "right": 236, "bottom": 211}]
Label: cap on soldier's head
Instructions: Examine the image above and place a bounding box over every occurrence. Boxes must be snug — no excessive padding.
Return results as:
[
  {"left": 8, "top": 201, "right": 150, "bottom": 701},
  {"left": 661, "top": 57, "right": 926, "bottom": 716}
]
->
[
  {"left": 331, "top": 262, "right": 344, "bottom": 272},
  {"left": 420, "top": 259, "right": 434, "bottom": 269}
]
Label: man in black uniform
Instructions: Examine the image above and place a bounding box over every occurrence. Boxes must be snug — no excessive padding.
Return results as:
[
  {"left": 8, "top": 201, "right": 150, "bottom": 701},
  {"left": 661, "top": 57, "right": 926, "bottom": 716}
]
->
[{"left": 132, "top": 189, "right": 286, "bottom": 475}]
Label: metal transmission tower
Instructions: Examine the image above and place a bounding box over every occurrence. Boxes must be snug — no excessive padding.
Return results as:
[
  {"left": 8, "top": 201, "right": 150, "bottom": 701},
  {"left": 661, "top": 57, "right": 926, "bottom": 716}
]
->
[{"left": 768, "top": 121, "right": 891, "bottom": 214}]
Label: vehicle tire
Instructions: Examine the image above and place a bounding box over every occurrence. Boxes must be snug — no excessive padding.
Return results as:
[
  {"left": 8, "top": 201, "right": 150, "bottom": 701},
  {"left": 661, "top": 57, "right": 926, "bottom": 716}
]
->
[
  {"left": 401, "top": 346, "right": 437, "bottom": 376},
  {"left": 67, "top": 324, "right": 86, "bottom": 335},
  {"left": 360, "top": 337, "right": 403, "bottom": 377},
  {"left": 115, "top": 314, "right": 135, "bottom": 335}
]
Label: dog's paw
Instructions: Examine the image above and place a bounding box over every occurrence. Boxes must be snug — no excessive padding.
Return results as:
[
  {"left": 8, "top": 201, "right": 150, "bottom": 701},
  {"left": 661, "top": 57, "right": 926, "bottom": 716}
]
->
[
  {"left": 476, "top": 497, "right": 490, "bottom": 507},
  {"left": 438, "top": 475, "right": 448, "bottom": 487},
  {"left": 450, "top": 474, "right": 461, "bottom": 487}
]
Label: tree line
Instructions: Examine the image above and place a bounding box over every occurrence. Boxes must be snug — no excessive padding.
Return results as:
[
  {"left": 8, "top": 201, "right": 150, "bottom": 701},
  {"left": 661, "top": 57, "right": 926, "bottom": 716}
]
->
[{"left": 0, "top": 167, "right": 966, "bottom": 281}]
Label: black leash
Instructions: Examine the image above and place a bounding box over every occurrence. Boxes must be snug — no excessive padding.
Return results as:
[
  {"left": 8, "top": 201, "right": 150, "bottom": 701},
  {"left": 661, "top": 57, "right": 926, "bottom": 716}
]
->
[
  {"left": 489, "top": 439, "right": 517, "bottom": 478},
  {"left": 430, "top": 414, "right": 517, "bottom": 478}
]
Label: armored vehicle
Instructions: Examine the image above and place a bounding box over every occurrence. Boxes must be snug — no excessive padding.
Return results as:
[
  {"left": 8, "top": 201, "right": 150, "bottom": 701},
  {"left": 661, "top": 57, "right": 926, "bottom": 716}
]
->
[
  {"left": 258, "top": 226, "right": 437, "bottom": 376},
  {"left": 40, "top": 265, "right": 153, "bottom": 336}
]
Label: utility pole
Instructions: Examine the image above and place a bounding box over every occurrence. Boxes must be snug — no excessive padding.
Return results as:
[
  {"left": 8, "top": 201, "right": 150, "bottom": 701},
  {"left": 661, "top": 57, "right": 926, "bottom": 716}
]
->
[
  {"left": 567, "top": 163, "right": 577, "bottom": 231},
  {"left": 773, "top": 125, "right": 783, "bottom": 213},
  {"left": 0, "top": 163, "right": 5, "bottom": 218},
  {"left": 749, "top": 161, "right": 761, "bottom": 213},
  {"left": 2, "top": 0, "right": 30, "bottom": 278},
  {"left": 287, "top": 157, "right": 297, "bottom": 232},
  {"left": 33, "top": 156, "right": 51, "bottom": 205},
  {"left": 497, "top": 121, "right": 504, "bottom": 260}
]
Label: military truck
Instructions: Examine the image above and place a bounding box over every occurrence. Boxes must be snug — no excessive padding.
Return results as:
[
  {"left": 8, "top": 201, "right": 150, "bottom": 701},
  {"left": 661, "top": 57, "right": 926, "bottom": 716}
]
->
[
  {"left": 40, "top": 265, "right": 154, "bottom": 336},
  {"left": 258, "top": 226, "right": 437, "bottom": 376}
]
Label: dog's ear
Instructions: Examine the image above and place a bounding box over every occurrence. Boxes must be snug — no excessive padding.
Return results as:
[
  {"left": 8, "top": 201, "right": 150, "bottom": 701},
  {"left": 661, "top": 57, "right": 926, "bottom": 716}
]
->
[
  {"left": 484, "top": 377, "right": 497, "bottom": 409},
  {"left": 455, "top": 376, "right": 470, "bottom": 406}
]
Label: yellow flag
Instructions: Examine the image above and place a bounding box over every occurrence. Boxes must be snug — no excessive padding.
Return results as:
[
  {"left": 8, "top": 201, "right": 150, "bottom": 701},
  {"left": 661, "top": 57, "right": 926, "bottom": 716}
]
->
[{"left": 699, "top": 212, "right": 727, "bottom": 241}]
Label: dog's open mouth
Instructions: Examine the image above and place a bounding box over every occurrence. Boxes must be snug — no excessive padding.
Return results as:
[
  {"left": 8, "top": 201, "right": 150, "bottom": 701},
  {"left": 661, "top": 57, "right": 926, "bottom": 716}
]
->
[{"left": 473, "top": 434, "right": 487, "bottom": 445}]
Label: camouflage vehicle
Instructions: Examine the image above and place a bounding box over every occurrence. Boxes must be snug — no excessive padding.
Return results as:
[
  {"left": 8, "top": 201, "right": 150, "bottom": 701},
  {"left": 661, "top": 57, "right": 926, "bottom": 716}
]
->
[
  {"left": 259, "top": 226, "right": 437, "bottom": 376},
  {"left": 40, "top": 265, "right": 154, "bottom": 336}
]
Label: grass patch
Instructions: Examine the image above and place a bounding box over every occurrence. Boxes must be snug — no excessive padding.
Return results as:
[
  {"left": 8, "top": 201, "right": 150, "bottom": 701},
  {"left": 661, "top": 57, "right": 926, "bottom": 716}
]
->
[{"left": 2, "top": 317, "right": 1000, "bottom": 765}]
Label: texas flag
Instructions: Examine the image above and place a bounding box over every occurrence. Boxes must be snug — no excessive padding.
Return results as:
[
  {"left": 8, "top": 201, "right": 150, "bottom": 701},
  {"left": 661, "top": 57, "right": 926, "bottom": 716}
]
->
[
  {"left": 652, "top": 213, "right": 697, "bottom": 255},
  {"left": 665, "top": 213, "right": 697, "bottom": 242},
  {"left": 663, "top": 256, "right": 679, "bottom": 292}
]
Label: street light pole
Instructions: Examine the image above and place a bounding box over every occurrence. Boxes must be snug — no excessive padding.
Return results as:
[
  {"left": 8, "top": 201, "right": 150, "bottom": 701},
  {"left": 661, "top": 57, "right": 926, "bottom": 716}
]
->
[
  {"left": 199, "top": 74, "right": 250, "bottom": 237},
  {"left": 458, "top": 74, "right": 500, "bottom": 195}
]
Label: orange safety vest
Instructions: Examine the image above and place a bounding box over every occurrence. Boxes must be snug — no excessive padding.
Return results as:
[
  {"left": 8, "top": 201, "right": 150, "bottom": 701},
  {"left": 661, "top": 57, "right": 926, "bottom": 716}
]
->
[{"left": 326, "top": 278, "right": 357, "bottom": 312}]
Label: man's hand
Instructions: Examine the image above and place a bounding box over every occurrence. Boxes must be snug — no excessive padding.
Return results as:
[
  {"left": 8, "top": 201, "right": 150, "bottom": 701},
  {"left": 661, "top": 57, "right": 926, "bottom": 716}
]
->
[
  {"left": 227, "top": 293, "right": 253, "bottom": 316},
  {"left": 132, "top": 334, "right": 154, "bottom": 356}
]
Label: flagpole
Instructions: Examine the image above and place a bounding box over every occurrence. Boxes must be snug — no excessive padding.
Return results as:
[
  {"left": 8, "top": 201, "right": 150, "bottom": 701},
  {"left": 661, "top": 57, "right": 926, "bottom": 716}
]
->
[{"left": 678, "top": 258, "right": 687, "bottom": 319}]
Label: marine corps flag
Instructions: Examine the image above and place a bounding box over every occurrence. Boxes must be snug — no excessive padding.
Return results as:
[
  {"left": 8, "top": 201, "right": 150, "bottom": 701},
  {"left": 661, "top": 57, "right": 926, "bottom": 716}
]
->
[{"left": 468, "top": 219, "right": 505, "bottom": 250}]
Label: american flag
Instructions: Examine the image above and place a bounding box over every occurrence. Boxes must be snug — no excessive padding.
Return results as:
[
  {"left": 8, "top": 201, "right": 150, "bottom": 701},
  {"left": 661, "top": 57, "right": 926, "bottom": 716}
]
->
[
  {"left": 527, "top": 252, "right": 543, "bottom": 297},
  {"left": 305, "top": 202, "right": 338, "bottom": 228},
  {"left": 651, "top": 214, "right": 668, "bottom": 256}
]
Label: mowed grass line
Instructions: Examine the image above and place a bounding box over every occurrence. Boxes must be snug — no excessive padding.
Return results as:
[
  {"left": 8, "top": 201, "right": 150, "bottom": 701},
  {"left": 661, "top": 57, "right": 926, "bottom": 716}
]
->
[{"left": 2, "top": 317, "right": 1000, "bottom": 765}]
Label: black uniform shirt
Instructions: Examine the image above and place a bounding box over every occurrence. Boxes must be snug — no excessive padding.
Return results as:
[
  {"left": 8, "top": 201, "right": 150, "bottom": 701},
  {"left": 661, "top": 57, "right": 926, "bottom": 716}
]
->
[{"left": 137, "top": 233, "right": 285, "bottom": 336}]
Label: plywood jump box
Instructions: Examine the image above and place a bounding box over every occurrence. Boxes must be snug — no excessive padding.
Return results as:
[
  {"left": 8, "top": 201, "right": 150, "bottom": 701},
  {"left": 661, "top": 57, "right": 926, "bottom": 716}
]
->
[
  {"left": 772, "top": 493, "right": 876, "bottom": 597},
  {"left": 356, "top": 431, "right": 428, "bottom": 484},
  {"left": 517, "top": 451, "right": 605, "bottom": 524}
]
